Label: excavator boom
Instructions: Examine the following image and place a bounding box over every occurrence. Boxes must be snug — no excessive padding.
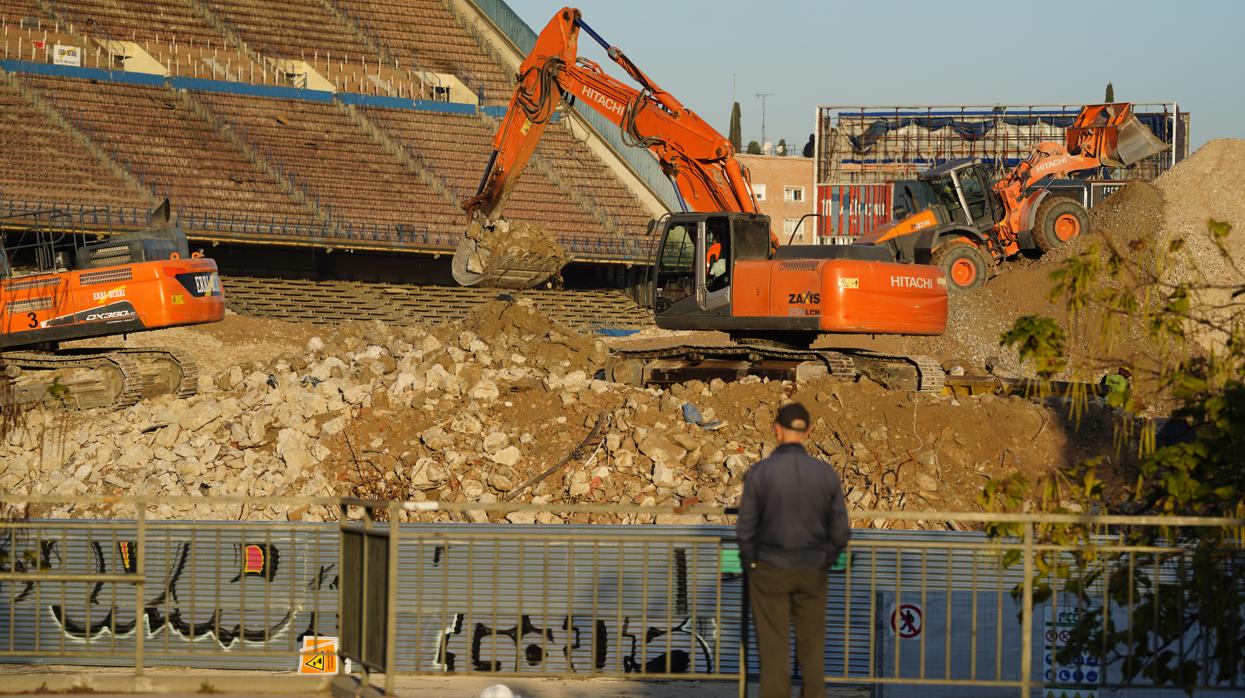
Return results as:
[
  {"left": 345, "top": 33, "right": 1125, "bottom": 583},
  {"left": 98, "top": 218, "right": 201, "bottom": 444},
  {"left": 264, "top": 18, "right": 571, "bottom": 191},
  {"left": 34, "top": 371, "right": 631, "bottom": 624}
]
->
[{"left": 455, "top": 7, "right": 770, "bottom": 288}]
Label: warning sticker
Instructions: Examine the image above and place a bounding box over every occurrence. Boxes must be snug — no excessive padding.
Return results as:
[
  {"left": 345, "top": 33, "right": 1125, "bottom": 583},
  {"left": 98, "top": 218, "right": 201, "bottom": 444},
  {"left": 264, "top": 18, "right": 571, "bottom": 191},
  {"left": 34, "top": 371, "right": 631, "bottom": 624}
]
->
[
  {"left": 889, "top": 603, "right": 923, "bottom": 640},
  {"left": 1043, "top": 607, "right": 1099, "bottom": 697},
  {"left": 298, "top": 636, "right": 350, "bottom": 674}
]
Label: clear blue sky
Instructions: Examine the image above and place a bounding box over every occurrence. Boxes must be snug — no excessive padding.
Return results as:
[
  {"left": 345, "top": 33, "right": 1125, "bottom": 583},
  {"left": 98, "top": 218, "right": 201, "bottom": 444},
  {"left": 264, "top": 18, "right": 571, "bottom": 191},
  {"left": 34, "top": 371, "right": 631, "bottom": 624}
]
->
[{"left": 510, "top": 0, "right": 1241, "bottom": 151}]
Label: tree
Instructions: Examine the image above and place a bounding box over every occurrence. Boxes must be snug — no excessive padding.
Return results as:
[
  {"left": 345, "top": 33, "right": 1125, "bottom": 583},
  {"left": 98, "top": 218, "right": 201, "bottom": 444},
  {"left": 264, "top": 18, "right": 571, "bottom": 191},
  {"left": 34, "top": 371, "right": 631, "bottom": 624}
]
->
[
  {"left": 777, "top": 138, "right": 788, "bottom": 155},
  {"left": 985, "top": 218, "right": 1245, "bottom": 692},
  {"left": 745, "top": 140, "right": 761, "bottom": 155},
  {"left": 1105, "top": 82, "right": 1115, "bottom": 103},
  {"left": 728, "top": 102, "right": 742, "bottom": 152}
]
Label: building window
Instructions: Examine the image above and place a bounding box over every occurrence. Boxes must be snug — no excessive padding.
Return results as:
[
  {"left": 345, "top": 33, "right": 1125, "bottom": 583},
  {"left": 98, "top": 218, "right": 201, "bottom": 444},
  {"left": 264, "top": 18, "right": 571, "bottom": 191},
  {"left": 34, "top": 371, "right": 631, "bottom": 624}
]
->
[
  {"left": 783, "top": 218, "right": 802, "bottom": 240},
  {"left": 784, "top": 186, "right": 805, "bottom": 202},
  {"left": 752, "top": 184, "right": 766, "bottom": 201}
]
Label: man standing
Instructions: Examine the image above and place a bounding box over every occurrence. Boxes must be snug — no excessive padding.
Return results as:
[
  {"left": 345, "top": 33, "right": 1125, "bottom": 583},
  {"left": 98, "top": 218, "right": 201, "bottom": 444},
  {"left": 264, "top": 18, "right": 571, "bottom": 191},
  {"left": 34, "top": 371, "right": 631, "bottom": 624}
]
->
[{"left": 737, "top": 402, "right": 851, "bottom": 698}]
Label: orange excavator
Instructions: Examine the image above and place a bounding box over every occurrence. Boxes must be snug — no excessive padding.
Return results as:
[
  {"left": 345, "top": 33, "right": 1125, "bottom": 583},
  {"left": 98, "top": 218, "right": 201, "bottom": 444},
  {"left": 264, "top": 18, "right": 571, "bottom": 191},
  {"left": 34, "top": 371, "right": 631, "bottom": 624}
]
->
[
  {"left": 1, "top": 202, "right": 224, "bottom": 409},
  {"left": 455, "top": 7, "right": 949, "bottom": 390},
  {"left": 856, "top": 103, "right": 1168, "bottom": 291}
]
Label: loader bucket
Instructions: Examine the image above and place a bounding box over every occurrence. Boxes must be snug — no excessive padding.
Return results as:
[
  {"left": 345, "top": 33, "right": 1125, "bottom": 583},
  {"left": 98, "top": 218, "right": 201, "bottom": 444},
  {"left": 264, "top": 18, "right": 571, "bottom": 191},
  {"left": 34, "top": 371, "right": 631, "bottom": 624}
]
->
[
  {"left": 1101, "top": 113, "right": 1168, "bottom": 168},
  {"left": 451, "top": 217, "right": 566, "bottom": 289}
]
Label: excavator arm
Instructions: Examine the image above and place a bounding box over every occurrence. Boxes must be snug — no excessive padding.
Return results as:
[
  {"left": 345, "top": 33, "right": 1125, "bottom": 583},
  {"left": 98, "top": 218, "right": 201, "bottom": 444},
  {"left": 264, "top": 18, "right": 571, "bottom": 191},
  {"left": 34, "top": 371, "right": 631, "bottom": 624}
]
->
[{"left": 455, "top": 7, "right": 771, "bottom": 287}]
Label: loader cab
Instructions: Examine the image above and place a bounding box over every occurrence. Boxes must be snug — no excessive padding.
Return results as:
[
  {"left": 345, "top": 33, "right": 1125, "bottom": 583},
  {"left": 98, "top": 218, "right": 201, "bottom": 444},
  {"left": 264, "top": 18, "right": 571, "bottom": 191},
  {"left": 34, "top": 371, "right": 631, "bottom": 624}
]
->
[
  {"left": 651, "top": 212, "right": 771, "bottom": 320},
  {"left": 920, "top": 159, "right": 1003, "bottom": 231}
]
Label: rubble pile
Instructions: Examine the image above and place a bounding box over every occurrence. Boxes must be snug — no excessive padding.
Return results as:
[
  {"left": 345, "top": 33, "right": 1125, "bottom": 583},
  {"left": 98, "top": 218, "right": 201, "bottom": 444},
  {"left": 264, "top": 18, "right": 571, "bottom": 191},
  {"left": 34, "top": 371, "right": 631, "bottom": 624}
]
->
[{"left": 1, "top": 299, "right": 1112, "bottom": 525}]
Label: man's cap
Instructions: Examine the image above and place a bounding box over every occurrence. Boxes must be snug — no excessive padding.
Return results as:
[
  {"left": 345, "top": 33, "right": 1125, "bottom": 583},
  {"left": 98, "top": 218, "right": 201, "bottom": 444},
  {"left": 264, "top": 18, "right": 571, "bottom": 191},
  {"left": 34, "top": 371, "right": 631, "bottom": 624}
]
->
[{"left": 774, "top": 402, "right": 811, "bottom": 431}]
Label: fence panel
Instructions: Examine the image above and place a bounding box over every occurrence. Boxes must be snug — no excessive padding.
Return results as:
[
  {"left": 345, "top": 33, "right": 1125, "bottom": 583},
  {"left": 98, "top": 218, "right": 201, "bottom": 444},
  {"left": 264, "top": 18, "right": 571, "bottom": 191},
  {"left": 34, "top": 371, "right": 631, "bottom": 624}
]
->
[{"left": 3, "top": 496, "right": 1243, "bottom": 697}]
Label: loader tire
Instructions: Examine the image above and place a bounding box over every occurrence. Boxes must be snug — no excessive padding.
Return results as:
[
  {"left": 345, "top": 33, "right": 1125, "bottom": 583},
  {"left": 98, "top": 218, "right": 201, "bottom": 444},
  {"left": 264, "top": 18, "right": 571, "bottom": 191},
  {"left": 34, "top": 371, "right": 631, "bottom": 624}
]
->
[
  {"left": 932, "top": 241, "right": 989, "bottom": 293},
  {"left": 1032, "top": 197, "right": 1089, "bottom": 254}
]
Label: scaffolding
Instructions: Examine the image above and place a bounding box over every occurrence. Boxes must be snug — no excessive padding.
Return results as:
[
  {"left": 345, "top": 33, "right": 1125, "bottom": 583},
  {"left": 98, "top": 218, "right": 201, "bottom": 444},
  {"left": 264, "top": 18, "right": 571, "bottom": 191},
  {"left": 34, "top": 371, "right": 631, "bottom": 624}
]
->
[{"left": 815, "top": 102, "right": 1189, "bottom": 185}]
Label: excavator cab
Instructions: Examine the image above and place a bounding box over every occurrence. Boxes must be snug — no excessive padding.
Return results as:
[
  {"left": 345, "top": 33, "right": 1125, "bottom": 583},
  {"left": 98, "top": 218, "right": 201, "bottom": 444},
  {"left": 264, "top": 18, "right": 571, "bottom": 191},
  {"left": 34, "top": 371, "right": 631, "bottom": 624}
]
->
[
  {"left": 653, "top": 212, "right": 771, "bottom": 318},
  {"left": 652, "top": 212, "right": 946, "bottom": 340}
]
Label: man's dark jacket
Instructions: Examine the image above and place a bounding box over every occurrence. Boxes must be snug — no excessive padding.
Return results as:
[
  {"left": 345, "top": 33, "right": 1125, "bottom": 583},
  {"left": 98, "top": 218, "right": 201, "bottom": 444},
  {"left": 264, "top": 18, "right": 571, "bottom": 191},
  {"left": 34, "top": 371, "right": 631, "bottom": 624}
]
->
[{"left": 736, "top": 443, "right": 851, "bottom": 569}]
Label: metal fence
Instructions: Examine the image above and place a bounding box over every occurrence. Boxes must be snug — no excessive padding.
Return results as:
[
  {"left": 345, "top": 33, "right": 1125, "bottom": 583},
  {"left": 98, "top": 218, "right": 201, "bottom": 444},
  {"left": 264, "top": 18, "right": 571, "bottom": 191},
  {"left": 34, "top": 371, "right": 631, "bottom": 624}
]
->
[{"left": 2, "top": 495, "right": 1242, "bottom": 697}]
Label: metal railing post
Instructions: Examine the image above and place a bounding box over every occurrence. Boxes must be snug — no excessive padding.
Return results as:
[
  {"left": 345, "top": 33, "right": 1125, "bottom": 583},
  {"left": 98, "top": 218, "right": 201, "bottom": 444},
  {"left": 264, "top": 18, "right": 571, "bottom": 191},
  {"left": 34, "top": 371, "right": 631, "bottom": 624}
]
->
[
  {"left": 1020, "top": 521, "right": 1034, "bottom": 697},
  {"left": 360, "top": 506, "right": 371, "bottom": 687},
  {"left": 134, "top": 499, "right": 146, "bottom": 677},
  {"left": 337, "top": 500, "right": 347, "bottom": 677},
  {"left": 385, "top": 502, "right": 399, "bottom": 695}
]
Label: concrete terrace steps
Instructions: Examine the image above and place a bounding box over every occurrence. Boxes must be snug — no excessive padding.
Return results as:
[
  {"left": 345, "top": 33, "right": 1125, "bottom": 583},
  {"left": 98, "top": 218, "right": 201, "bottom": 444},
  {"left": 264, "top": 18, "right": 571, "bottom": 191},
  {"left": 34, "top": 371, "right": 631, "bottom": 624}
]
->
[{"left": 222, "top": 275, "right": 654, "bottom": 329}]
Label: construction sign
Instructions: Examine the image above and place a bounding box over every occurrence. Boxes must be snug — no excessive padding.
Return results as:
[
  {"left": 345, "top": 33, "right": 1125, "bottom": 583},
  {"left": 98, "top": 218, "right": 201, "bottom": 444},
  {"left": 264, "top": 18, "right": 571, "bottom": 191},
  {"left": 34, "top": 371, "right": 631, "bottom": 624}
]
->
[
  {"left": 889, "top": 603, "right": 923, "bottom": 639},
  {"left": 298, "top": 636, "right": 349, "bottom": 675},
  {"left": 1043, "top": 607, "right": 1099, "bottom": 698}
]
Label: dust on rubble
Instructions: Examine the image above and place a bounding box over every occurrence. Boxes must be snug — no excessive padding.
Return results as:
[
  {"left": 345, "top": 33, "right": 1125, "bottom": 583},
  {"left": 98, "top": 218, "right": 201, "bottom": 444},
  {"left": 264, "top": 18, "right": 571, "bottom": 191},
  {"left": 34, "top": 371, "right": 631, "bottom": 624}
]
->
[{"left": 2, "top": 295, "right": 1122, "bottom": 528}]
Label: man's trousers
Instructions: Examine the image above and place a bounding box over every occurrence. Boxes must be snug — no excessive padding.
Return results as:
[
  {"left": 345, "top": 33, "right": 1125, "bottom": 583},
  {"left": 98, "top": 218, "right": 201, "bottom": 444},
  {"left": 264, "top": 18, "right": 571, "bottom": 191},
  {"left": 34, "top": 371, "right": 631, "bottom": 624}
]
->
[{"left": 748, "top": 561, "right": 828, "bottom": 698}]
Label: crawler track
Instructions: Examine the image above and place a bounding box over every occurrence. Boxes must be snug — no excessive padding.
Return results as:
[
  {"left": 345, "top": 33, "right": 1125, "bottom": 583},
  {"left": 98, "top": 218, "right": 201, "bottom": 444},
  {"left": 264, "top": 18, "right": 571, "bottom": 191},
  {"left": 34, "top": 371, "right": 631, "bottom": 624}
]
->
[
  {"left": 610, "top": 343, "right": 945, "bottom": 393},
  {"left": 0, "top": 346, "right": 199, "bottom": 409}
]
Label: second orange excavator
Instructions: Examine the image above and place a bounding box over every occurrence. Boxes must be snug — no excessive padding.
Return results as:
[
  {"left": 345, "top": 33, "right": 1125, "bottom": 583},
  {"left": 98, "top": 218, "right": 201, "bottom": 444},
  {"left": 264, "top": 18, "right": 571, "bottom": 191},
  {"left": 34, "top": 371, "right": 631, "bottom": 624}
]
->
[
  {"left": 1, "top": 202, "right": 224, "bottom": 409},
  {"left": 454, "top": 7, "right": 948, "bottom": 389}
]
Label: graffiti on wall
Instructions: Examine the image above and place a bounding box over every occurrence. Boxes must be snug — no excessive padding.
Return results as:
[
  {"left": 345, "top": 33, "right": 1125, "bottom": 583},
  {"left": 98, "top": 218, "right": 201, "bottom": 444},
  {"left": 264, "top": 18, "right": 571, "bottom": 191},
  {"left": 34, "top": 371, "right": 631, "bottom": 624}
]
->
[
  {"left": 3, "top": 531, "right": 731, "bottom": 674},
  {"left": 1, "top": 536, "right": 340, "bottom": 649},
  {"left": 431, "top": 612, "right": 717, "bottom": 674}
]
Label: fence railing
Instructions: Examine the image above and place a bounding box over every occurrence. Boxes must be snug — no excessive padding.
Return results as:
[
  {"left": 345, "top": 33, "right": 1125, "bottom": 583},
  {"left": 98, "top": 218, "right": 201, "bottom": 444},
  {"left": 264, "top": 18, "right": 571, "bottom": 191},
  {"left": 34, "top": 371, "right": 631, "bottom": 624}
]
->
[{"left": 2, "top": 495, "right": 1242, "bottom": 697}]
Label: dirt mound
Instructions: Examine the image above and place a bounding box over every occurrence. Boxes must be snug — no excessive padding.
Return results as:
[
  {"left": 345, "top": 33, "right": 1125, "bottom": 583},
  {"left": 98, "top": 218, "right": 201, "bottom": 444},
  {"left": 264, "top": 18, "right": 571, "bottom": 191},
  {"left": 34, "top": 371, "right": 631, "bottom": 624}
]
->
[
  {"left": 1153, "top": 140, "right": 1245, "bottom": 334},
  {"left": 74, "top": 311, "right": 316, "bottom": 378},
  {"left": 446, "top": 298, "right": 606, "bottom": 372}
]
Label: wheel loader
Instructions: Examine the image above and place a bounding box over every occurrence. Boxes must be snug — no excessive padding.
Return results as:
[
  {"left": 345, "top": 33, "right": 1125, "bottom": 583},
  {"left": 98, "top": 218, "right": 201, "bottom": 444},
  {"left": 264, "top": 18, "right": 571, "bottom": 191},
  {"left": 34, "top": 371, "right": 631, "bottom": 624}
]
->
[{"left": 855, "top": 103, "right": 1169, "bottom": 292}]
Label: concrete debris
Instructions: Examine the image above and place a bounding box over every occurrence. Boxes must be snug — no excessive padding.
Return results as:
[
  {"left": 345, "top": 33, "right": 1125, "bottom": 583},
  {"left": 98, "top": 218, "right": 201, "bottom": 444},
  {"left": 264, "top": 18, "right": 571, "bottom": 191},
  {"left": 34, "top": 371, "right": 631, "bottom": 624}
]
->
[{"left": 1, "top": 260, "right": 1133, "bottom": 525}]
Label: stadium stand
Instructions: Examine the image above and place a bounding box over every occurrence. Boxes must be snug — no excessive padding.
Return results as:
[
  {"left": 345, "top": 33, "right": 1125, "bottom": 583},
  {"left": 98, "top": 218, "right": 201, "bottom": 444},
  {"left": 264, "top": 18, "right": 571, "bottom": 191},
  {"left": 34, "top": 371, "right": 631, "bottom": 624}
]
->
[
  {"left": 0, "top": 1, "right": 660, "bottom": 260},
  {"left": 0, "top": 1, "right": 41, "bottom": 26},
  {"left": 337, "top": 0, "right": 511, "bottom": 102},
  {"left": 21, "top": 76, "right": 315, "bottom": 223},
  {"left": 45, "top": 0, "right": 222, "bottom": 47},
  {"left": 539, "top": 122, "right": 656, "bottom": 235},
  {"left": 202, "top": 0, "right": 371, "bottom": 59},
  {"left": 0, "top": 77, "right": 145, "bottom": 206},
  {"left": 359, "top": 106, "right": 606, "bottom": 239},
  {"left": 195, "top": 91, "right": 458, "bottom": 238}
]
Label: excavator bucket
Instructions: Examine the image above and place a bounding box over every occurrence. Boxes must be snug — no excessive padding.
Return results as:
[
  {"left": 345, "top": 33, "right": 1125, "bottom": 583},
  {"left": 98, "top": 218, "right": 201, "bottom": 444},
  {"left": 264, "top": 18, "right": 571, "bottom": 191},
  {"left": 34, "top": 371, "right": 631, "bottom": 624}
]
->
[
  {"left": 1069, "top": 104, "right": 1168, "bottom": 169},
  {"left": 452, "top": 216, "right": 567, "bottom": 289},
  {"left": 1103, "top": 113, "right": 1169, "bottom": 168}
]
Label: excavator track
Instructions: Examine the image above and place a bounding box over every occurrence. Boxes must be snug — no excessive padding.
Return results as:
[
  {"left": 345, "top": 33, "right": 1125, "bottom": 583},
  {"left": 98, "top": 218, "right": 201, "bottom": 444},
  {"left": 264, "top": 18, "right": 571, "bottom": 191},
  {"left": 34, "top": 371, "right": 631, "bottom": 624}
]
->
[
  {"left": 106, "top": 347, "right": 200, "bottom": 400},
  {"left": 607, "top": 343, "right": 945, "bottom": 393},
  {"left": 0, "top": 346, "right": 198, "bottom": 410}
]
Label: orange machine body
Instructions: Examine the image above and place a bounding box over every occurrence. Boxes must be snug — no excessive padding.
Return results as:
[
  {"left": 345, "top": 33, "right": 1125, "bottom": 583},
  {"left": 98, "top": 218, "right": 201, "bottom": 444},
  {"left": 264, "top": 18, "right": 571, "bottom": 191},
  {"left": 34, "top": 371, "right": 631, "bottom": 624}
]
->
[
  {"left": 0, "top": 256, "right": 224, "bottom": 349},
  {"left": 732, "top": 259, "right": 947, "bottom": 335}
]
